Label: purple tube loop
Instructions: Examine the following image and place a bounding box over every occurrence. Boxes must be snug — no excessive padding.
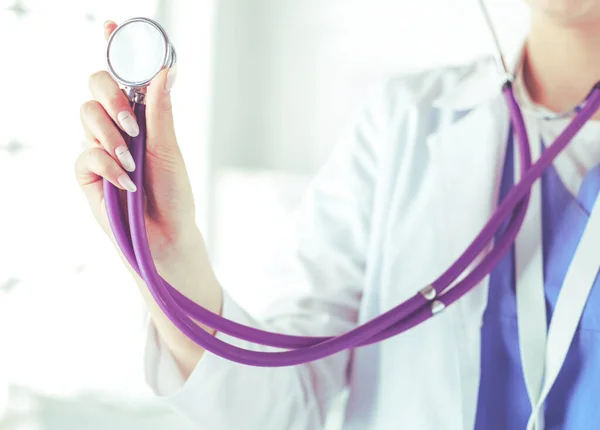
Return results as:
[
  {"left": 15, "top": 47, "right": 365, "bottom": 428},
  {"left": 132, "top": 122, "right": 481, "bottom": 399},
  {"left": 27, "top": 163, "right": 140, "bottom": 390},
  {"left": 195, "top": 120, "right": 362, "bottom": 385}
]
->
[{"left": 103, "top": 86, "right": 600, "bottom": 366}]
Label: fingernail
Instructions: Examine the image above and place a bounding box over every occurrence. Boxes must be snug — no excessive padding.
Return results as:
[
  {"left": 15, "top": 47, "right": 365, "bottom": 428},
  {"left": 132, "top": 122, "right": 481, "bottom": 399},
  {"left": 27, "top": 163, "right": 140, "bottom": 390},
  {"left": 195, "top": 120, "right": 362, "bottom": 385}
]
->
[
  {"left": 165, "top": 64, "right": 178, "bottom": 92},
  {"left": 117, "top": 111, "right": 139, "bottom": 137},
  {"left": 104, "top": 20, "right": 112, "bottom": 28},
  {"left": 117, "top": 174, "right": 137, "bottom": 192},
  {"left": 115, "top": 146, "right": 136, "bottom": 172}
]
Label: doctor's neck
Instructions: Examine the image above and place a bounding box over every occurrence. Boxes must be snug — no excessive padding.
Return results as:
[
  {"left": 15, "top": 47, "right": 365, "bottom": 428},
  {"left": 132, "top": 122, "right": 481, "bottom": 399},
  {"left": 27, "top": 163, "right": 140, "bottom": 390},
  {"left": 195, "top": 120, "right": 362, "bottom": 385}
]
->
[{"left": 524, "top": 11, "right": 600, "bottom": 120}]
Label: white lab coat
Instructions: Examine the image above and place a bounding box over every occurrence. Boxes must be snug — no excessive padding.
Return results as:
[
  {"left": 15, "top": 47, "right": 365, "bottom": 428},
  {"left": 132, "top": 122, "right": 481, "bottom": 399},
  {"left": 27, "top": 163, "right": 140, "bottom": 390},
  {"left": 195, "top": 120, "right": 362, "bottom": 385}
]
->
[{"left": 144, "top": 55, "right": 529, "bottom": 430}]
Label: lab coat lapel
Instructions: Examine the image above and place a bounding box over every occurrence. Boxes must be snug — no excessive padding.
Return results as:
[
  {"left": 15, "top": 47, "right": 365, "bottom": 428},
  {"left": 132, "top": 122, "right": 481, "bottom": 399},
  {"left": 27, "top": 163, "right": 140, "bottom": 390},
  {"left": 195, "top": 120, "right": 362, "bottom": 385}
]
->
[{"left": 425, "top": 94, "right": 510, "bottom": 429}]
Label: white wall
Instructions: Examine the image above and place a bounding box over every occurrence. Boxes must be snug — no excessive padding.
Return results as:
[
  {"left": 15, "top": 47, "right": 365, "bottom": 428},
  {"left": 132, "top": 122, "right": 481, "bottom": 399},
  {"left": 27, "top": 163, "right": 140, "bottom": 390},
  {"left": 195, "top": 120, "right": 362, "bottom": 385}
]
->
[{"left": 209, "top": 0, "right": 529, "bottom": 176}]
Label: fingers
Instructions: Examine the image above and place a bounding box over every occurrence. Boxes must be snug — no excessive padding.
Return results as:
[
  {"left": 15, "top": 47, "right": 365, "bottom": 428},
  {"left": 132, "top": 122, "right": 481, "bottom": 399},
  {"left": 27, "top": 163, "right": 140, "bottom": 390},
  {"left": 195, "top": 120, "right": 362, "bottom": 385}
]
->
[
  {"left": 75, "top": 143, "right": 135, "bottom": 238},
  {"left": 104, "top": 20, "right": 117, "bottom": 41},
  {"left": 75, "top": 146, "right": 138, "bottom": 197},
  {"left": 97, "top": 20, "right": 139, "bottom": 139},
  {"left": 83, "top": 20, "right": 137, "bottom": 172},
  {"left": 145, "top": 67, "right": 180, "bottom": 160},
  {"left": 89, "top": 70, "right": 139, "bottom": 138},
  {"left": 80, "top": 100, "right": 135, "bottom": 172}
]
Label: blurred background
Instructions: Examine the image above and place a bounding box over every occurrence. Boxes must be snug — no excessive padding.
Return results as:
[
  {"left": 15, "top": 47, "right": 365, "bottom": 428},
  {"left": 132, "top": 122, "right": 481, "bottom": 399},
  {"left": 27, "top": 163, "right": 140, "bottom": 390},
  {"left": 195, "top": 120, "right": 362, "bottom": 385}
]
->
[{"left": 0, "top": 0, "right": 528, "bottom": 428}]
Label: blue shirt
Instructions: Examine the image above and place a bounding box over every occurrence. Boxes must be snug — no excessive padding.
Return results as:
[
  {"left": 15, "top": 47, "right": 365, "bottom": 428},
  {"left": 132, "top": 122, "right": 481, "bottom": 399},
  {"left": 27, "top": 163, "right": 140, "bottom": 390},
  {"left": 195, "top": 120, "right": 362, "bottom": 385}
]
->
[{"left": 475, "top": 136, "right": 600, "bottom": 429}]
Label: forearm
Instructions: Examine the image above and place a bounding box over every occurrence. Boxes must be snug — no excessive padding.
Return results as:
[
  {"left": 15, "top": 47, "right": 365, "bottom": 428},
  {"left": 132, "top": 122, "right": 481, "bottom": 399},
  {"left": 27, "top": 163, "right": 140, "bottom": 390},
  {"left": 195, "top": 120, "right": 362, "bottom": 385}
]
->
[{"left": 131, "top": 232, "right": 223, "bottom": 378}]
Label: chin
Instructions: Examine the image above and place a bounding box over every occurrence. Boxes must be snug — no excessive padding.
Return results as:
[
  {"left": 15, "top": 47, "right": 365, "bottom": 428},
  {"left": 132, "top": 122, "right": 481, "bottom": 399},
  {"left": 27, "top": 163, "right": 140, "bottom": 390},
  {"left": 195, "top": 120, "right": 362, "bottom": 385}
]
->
[{"left": 526, "top": 0, "right": 600, "bottom": 24}]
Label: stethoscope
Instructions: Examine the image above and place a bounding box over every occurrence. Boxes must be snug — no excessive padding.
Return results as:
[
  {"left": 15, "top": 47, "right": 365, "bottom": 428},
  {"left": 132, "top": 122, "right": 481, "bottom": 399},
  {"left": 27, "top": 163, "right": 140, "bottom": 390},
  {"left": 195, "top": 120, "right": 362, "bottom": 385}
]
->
[{"left": 103, "top": 5, "right": 600, "bottom": 371}]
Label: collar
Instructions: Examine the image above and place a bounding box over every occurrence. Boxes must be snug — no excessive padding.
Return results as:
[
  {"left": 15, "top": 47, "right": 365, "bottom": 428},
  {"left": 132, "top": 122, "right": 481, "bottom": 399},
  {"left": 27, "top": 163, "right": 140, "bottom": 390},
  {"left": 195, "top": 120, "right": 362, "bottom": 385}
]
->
[{"left": 432, "top": 37, "right": 527, "bottom": 112}]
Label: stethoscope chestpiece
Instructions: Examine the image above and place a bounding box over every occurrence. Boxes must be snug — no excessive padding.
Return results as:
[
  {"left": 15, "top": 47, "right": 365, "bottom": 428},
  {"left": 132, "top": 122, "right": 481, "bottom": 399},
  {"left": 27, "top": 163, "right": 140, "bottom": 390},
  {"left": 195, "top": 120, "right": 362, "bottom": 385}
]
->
[{"left": 106, "top": 17, "right": 176, "bottom": 104}]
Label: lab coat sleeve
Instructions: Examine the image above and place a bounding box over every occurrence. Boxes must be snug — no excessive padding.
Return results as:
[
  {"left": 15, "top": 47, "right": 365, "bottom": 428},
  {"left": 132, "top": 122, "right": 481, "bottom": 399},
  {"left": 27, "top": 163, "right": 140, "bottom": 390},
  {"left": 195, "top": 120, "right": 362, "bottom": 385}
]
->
[{"left": 143, "top": 82, "right": 395, "bottom": 429}]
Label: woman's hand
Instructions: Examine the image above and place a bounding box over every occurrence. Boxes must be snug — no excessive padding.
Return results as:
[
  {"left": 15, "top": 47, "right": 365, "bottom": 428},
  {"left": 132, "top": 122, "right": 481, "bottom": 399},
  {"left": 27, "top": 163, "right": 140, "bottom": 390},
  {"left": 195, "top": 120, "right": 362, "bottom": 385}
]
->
[{"left": 75, "top": 21, "right": 221, "bottom": 376}]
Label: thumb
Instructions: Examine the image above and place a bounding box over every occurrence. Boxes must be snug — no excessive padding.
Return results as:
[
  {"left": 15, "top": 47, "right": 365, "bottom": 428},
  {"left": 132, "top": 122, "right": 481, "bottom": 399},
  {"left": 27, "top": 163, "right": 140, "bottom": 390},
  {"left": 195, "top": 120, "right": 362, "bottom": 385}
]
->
[{"left": 145, "top": 65, "right": 179, "bottom": 156}]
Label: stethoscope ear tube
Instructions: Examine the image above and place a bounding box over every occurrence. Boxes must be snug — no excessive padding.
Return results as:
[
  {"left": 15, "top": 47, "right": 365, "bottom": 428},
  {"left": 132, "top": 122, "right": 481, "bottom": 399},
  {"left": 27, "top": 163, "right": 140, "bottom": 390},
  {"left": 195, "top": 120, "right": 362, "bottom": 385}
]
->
[{"left": 101, "top": 86, "right": 600, "bottom": 366}]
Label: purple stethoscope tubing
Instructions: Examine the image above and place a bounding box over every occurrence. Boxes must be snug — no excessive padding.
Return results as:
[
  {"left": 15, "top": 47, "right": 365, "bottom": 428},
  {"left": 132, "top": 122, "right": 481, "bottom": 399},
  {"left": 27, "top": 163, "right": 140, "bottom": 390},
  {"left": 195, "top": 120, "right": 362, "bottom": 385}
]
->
[{"left": 102, "top": 81, "right": 600, "bottom": 367}]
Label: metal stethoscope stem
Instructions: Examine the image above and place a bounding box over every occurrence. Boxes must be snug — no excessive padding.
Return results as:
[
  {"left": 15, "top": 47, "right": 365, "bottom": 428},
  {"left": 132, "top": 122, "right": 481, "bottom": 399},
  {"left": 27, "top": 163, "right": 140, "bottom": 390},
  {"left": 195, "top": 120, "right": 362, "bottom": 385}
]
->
[{"left": 103, "top": 13, "right": 600, "bottom": 366}]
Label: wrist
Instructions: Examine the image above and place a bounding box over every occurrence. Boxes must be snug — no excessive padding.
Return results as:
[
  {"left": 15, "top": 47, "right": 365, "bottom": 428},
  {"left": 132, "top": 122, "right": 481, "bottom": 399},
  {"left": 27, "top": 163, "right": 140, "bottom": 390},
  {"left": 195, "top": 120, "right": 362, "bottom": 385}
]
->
[
  {"left": 151, "top": 224, "right": 205, "bottom": 265},
  {"left": 152, "top": 228, "right": 222, "bottom": 313}
]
